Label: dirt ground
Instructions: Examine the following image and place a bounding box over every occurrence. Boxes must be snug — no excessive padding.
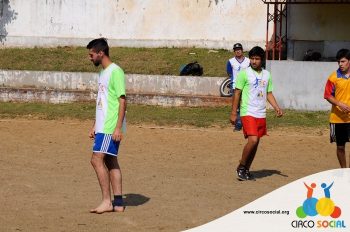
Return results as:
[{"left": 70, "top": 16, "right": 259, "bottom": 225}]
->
[{"left": 0, "top": 119, "right": 340, "bottom": 232}]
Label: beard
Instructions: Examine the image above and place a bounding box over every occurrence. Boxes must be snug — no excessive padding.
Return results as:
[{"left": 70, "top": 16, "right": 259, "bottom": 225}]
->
[
  {"left": 251, "top": 64, "right": 259, "bottom": 69},
  {"left": 93, "top": 60, "right": 101, "bottom": 67}
]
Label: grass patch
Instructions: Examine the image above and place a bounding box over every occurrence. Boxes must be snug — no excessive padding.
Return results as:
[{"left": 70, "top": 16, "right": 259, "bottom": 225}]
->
[
  {"left": 0, "top": 102, "right": 94, "bottom": 120},
  {"left": 0, "top": 47, "right": 236, "bottom": 76},
  {"left": 266, "top": 110, "right": 329, "bottom": 128},
  {"left": 0, "top": 102, "right": 330, "bottom": 129}
]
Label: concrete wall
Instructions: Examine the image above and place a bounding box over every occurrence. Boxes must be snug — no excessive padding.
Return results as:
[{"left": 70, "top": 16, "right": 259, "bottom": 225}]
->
[
  {"left": 0, "top": 87, "right": 232, "bottom": 106},
  {"left": 0, "top": 87, "right": 96, "bottom": 104},
  {"left": 0, "top": 60, "right": 340, "bottom": 110},
  {"left": 126, "top": 74, "right": 225, "bottom": 96},
  {"left": 288, "top": 4, "right": 350, "bottom": 41},
  {"left": 0, "top": 0, "right": 267, "bottom": 49},
  {"left": 0, "top": 70, "right": 226, "bottom": 96},
  {"left": 1, "top": 0, "right": 349, "bottom": 60},
  {"left": 266, "top": 60, "right": 337, "bottom": 111},
  {"left": 0, "top": 70, "right": 97, "bottom": 90},
  {"left": 0, "top": 70, "right": 230, "bottom": 106},
  {"left": 287, "top": 4, "right": 350, "bottom": 60}
]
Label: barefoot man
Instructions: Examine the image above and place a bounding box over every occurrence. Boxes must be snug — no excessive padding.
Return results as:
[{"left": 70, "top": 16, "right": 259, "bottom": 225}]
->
[{"left": 87, "top": 38, "right": 126, "bottom": 213}]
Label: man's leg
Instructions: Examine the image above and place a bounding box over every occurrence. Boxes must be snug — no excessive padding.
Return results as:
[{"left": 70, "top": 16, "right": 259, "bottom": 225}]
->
[
  {"left": 348, "top": 145, "right": 350, "bottom": 168},
  {"left": 90, "top": 152, "right": 113, "bottom": 213},
  {"left": 238, "top": 135, "right": 260, "bottom": 168},
  {"left": 105, "top": 155, "right": 124, "bottom": 212},
  {"left": 245, "top": 138, "right": 260, "bottom": 170},
  {"left": 237, "top": 135, "right": 259, "bottom": 180},
  {"left": 244, "top": 118, "right": 265, "bottom": 170},
  {"left": 333, "top": 123, "right": 349, "bottom": 168},
  {"left": 336, "top": 146, "right": 347, "bottom": 168}
]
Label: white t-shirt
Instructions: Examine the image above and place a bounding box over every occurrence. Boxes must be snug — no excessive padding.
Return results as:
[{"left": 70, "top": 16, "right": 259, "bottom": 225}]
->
[
  {"left": 95, "top": 63, "right": 126, "bottom": 134},
  {"left": 228, "top": 57, "right": 250, "bottom": 88},
  {"left": 235, "top": 67, "right": 274, "bottom": 118}
]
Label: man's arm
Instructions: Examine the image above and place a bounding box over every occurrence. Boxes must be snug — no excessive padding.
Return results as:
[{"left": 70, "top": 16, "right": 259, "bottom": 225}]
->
[
  {"left": 324, "top": 78, "right": 350, "bottom": 113},
  {"left": 230, "top": 89, "right": 242, "bottom": 125},
  {"left": 112, "top": 96, "right": 126, "bottom": 141},
  {"left": 89, "top": 120, "right": 95, "bottom": 139},
  {"left": 267, "top": 92, "right": 283, "bottom": 117},
  {"left": 325, "top": 95, "right": 350, "bottom": 113},
  {"left": 226, "top": 61, "right": 233, "bottom": 77}
]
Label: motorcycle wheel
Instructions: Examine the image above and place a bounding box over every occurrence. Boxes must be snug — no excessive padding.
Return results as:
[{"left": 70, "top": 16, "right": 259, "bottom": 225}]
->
[{"left": 219, "top": 78, "right": 233, "bottom": 97}]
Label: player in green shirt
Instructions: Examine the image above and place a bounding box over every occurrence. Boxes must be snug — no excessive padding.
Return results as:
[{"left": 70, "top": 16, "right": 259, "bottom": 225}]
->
[
  {"left": 230, "top": 46, "right": 283, "bottom": 181},
  {"left": 87, "top": 38, "right": 126, "bottom": 213}
]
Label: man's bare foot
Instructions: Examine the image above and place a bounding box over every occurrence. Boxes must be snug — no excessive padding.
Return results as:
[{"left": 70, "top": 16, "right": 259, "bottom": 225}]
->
[
  {"left": 113, "top": 205, "right": 125, "bottom": 212},
  {"left": 90, "top": 201, "right": 113, "bottom": 214}
]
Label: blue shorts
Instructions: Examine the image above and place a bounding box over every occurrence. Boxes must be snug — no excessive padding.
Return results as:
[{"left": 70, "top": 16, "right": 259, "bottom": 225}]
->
[{"left": 93, "top": 133, "right": 120, "bottom": 156}]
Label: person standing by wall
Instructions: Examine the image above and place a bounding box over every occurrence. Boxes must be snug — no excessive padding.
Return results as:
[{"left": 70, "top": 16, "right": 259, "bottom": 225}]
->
[
  {"left": 324, "top": 48, "right": 350, "bottom": 168},
  {"left": 227, "top": 43, "right": 250, "bottom": 131}
]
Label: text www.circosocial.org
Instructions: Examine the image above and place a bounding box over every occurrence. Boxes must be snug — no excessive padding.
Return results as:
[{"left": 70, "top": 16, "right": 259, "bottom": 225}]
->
[{"left": 243, "top": 210, "right": 290, "bottom": 215}]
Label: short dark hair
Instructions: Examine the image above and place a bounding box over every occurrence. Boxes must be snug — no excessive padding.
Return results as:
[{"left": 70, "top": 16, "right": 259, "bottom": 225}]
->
[
  {"left": 248, "top": 46, "right": 265, "bottom": 60},
  {"left": 336, "top": 49, "right": 350, "bottom": 61},
  {"left": 86, "top": 38, "right": 109, "bottom": 57}
]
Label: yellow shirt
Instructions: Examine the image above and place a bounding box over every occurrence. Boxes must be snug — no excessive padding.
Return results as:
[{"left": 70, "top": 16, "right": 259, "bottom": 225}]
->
[{"left": 324, "top": 70, "right": 350, "bottom": 123}]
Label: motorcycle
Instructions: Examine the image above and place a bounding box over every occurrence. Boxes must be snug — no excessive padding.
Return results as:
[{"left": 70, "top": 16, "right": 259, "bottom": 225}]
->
[{"left": 219, "top": 77, "right": 233, "bottom": 97}]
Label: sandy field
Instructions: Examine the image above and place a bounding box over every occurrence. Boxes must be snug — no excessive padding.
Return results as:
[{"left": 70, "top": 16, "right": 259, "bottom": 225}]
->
[{"left": 0, "top": 119, "right": 340, "bottom": 232}]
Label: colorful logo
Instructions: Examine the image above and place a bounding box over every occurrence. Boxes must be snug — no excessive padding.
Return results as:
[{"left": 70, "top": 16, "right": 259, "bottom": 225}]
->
[{"left": 296, "top": 182, "right": 341, "bottom": 219}]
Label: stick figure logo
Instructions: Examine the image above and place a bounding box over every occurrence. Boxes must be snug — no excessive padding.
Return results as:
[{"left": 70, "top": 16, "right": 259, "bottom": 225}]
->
[{"left": 296, "top": 182, "right": 341, "bottom": 219}]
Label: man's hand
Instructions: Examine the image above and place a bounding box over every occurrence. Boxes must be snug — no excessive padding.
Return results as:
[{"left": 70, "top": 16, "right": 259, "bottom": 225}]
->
[
  {"left": 230, "top": 111, "right": 237, "bottom": 125},
  {"left": 338, "top": 102, "right": 350, "bottom": 114},
  {"left": 326, "top": 96, "right": 350, "bottom": 115},
  {"left": 89, "top": 127, "right": 95, "bottom": 139},
  {"left": 275, "top": 107, "right": 283, "bottom": 117},
  {"left": 112, "top": 128, "right": 123, "bottom": 141}
]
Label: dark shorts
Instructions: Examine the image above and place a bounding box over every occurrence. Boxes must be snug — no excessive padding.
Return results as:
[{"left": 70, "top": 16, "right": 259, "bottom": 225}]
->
[
  {"left": 330, "top": 123, "right": 350, "bottom": 146},
  {"left": 93, "top": 133, "right": 120, "bottom": 156},
  {"left": 241, "top": 116, "right": 267, "bottom": 138}
]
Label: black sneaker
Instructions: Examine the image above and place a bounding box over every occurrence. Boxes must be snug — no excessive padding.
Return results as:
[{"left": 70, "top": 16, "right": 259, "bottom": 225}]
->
[
  {"left": 245, "top": 169, "right": 256, "bottom": 181},
  {"left": 236, "top": 168, "right": 247, "bottom": 181}
]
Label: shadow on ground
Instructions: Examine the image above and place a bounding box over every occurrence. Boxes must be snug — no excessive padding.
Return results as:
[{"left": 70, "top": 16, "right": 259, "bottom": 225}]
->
[
  {"left": 251, "top": 169, "right": 288, "bottom": 179},
  {"left": 123, "top": 193, "right": 150, "bottom": 206}
]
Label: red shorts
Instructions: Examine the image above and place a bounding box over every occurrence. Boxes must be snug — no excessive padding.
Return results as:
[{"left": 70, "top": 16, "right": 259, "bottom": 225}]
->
[{"left": 241, "top": 116, "right": 267, "bottom": 138}]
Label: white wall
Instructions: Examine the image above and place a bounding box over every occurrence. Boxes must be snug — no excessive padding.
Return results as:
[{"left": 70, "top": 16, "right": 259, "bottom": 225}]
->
[
  {"left": 266, "top": 60, "right": 337, "bottom": 111},
  {"left": 287, "top": 4, "right": 350, "bottom": 60},
  {"left": 0, "top": 60, "right": 340, "bottom": 110},
  {"left": 0, "top": 70, "right": 226, "bottom": 96},
  {"left": 2, "top": 1, "right": 348, "bottom": 58},
  {"left": 0, "top": 0, "right": 267, "bottom": 49}
]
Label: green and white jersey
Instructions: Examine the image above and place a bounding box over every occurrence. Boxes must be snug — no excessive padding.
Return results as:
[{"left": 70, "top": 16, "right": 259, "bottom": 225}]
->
[
  {"left": 235, "top": 67, "right": 273, "bottom": 118},
  {"left": 95, "top": 63, "right": 126, "bottom": 134}
]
